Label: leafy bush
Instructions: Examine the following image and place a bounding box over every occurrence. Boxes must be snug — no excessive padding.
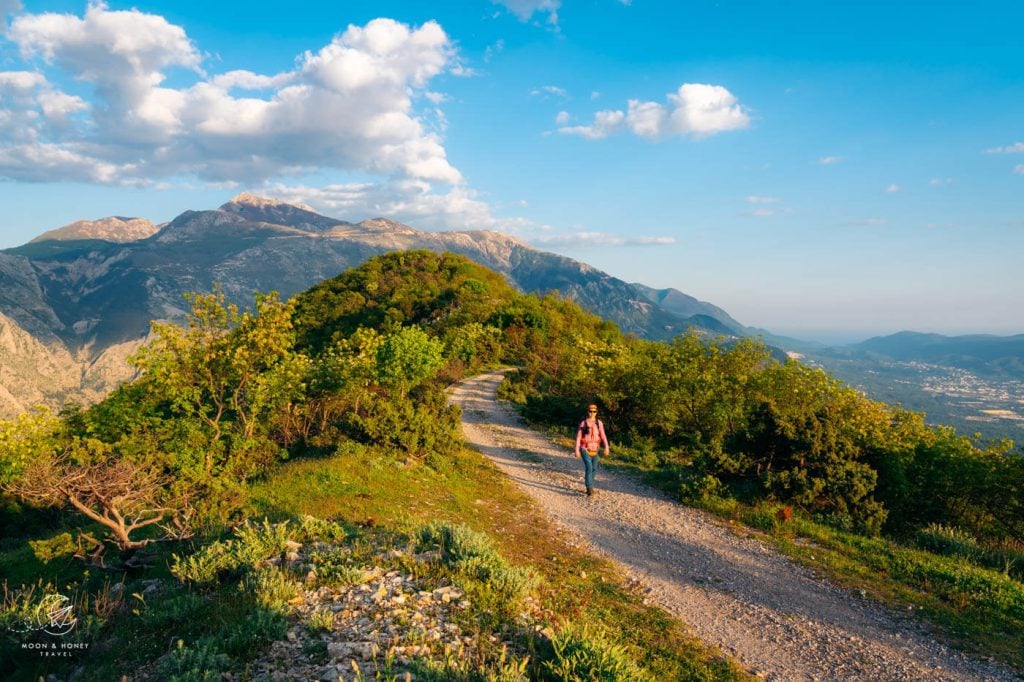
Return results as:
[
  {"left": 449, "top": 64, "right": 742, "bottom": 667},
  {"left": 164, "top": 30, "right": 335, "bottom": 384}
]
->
[
  {"left": 231, "top": 519, "right": 296, "bottom": 565},
  {"left": 218, "top": 607, "right": 288, "bottom": 658},
  {"left": 351, "top": 384, "right": 462, "bottom": 459},
  {"left": 241, "top": 567, "right": 302, "bottom": 613},
  {"left": 916, "top": 524, "right": 980, "bottom": 559},
  {"left": 28, "top": 532, "right": 77, "bottom": 563},
  {"left": 542, "top": 624, "right": 653, "bottom": 682},
  {"left": 309, "top": 547, "right": 366, "bottom": 586},
  {"left": 170, "top": 518, "right": 297, "bottom": 584},
  {"left": 170, "top": 542, "right": 233, "bottom": 585},
  {"left": 418, "top": 522, "right": 538, "bottom": 615},
  {"left": 157, "top": 639, "right": 231, "bottom": 682},
  {"left": 306, "top": 608, "right": 335, "bottom": 633},
  {"left": 411, "top": 653, "right": 530, "bottom": 682},
  {"left": 297, "top": 515, "right": 346, "bottom": 543},
  {"left": 141, "top": 592, "right": 208, "bottom": 633}
]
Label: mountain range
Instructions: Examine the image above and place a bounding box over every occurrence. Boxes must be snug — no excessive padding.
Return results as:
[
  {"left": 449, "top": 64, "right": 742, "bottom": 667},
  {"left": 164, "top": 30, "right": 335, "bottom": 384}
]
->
[
  {"left": 849, "top": 331, "right": 1024, "bottom": 378},
  {"left": 0, "top": 194, "right": 742, "bottom": 417}
]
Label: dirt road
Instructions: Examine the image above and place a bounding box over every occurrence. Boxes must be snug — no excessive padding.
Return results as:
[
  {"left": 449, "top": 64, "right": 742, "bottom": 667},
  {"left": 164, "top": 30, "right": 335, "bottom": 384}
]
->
[{"left": 450, "top": 371, "right": 1019, "bottom": 682}]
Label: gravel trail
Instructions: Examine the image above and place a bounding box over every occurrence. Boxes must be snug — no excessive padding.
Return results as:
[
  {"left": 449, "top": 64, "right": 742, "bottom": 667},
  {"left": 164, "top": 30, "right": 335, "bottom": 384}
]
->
[{"left": 450, "top": 371, "right": 1021, "bottom": 682}]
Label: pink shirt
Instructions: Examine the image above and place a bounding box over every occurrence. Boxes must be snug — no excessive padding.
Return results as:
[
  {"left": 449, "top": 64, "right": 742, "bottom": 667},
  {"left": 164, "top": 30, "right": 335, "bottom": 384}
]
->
[{"left": 575, "top": 418, "right": 608, "bottom": 453}]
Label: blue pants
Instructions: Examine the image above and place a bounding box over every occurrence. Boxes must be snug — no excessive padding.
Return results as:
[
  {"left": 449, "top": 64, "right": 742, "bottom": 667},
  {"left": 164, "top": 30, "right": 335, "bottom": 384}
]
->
[{"left": 581, "top": 450, "right": 599, "bottom": 489}]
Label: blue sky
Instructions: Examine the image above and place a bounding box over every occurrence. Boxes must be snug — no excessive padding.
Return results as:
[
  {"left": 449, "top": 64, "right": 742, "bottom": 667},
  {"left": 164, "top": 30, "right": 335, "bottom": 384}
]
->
[{"left": 0, "top": 0, "right": 1022, "bottom": 344}]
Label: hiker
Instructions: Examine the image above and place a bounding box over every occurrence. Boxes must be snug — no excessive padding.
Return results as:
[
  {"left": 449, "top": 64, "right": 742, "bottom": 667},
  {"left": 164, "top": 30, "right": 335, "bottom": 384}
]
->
[{"left": 574, "top": 403, "right": 609, "bottom": 496}]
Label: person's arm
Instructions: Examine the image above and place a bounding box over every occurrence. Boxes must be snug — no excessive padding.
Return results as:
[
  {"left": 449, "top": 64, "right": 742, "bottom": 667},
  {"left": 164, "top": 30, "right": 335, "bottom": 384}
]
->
[
  {"left": 574, "top": 421, "right": 583, "bottom": 457},
  {"left": 599, "top": 420, "right": 609, "bottom": 455}
]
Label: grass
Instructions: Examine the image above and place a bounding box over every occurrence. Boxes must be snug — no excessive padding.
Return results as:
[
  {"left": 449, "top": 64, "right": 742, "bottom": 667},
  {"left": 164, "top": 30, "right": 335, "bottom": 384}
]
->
[
  {"left": 1, "top": 440, "right": 746, "bottom": 681},
  {"left": 597, "top": 440, "right": 1024, "bottom": 673},
  {"left": 249, "top": 443, "right": 747, "bottom": 680}
]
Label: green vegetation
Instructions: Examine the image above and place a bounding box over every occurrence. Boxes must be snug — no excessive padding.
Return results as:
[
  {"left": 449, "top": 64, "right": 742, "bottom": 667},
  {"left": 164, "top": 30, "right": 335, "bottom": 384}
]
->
[
  {"left": 1, "top": 251, "right": 739, "bottom": 680},
  {"left": 503, "top": 332, "right": 1023, "bottom": 547},
  {"left": 2, "top": 248, "right": 1021, "bottom": 676},
  {"left": 706, "top": 497, "right": 1024, "bottom": 667},
  {"left": 500, "top": 317, "right": 1023, "bottom": 667}
]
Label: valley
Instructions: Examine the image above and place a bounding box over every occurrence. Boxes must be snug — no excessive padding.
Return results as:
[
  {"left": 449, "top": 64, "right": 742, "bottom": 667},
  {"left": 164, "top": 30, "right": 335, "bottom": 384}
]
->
[{"left": 803, "top": 352, "right": 1024, "bottom": 443}]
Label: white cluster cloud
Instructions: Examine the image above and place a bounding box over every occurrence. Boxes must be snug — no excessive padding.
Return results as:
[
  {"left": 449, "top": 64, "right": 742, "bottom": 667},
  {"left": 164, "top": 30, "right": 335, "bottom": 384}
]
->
[
  {"left": 743, "top": 195, "right": 790, "bottom": 218},
  {"left": 885, "top": 184, "right": 901, "bottom": 193},
  {"left": 530, "top": 230, "right": 675, "bottom": 247},
  {"left": 985, "top": 142, "right": 1024, "bottom": 154},
  {"left": 0, "top": 4, "right": 462, "bottom": 186},
  {"left": 1015, "top": 164, "right": 1024, "bottom": 175},
  {"left": 264, "top": 180, "right": 672, "bottom": 248},
  {"left": 0, "top": 0, "right": 22, "bottom": 31},
  {"left": 559, "top": 83, "right": 749, "bottom": 140},
  {"left": 267, "top": 180, "right": 510, "bottom": 232},
  {"left": 817, "top": 155, "right": 844, "bottom": 165},
  {"left": 494, "top": 0, "right": 560, "bottom": 24},
  {"left": 850, "top": 217, "right": 887, "bottom": 227},
  {"left": 0, "top": 69, "right": 91, "bottom": 176},
  {"left": 929, "top": 177, "right": 954, "bottom": 186},
  {"left": 483, "top": 39, "right": 504, "bottom": 63},
  {"left": 560, "top": 109, "right": 624, "bottom": 140},
  {"left": 530, "top": 84, "right": 566, "bottom": 98}
]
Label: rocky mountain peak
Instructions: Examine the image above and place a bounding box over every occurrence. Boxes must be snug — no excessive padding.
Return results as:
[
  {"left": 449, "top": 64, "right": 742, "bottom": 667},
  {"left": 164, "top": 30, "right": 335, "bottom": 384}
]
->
[
  {"left": 358, "top": 218, "right": 418, "bottom": 235},
  {"left": 30, "top": 216, "right": 159, "bottom": 244},
  {"left": 221, "top": 192, "right": 316, "bottom": 213},
  {"left": 219, "top": 193, "right": 347, "bottom": 232}
]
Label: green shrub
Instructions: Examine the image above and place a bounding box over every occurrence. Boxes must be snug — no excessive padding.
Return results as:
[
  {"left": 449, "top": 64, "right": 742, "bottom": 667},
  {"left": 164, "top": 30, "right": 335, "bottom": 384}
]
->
[
  {"left": 744, "top": 507, "right": 781, "bottom": 533},
  {"left": 157, "top": 639, "right": 231, "bottom": 682},
  {"left": 298, "top": 515, "right": 346, "bottom": 543},
  {"left": 218, "top": 607, "right": 288, "bottom": 658},
  {"left": 410, "top": 645, "right": 530, "bottom": 681},
  {"left": 28, "top": 532, "right": 77, "bottom": 563},
  {"left": 241, "top": 567, "right": 302, "bottom": 613},
  {"left": 916, "top": 524, "right": 980, "bottom": 559},
  {"left": 542, "top": 624, "right": 653, "bottom": 682},
  {"left": 617, "top": 434, "right": 662, "bottom": 469},
  {"left": 419, "top": 522, "right": 538, "bottom": 614},
  {"left": 679, "top": 471, "right": 727, "bottom": 503},
  {"left": 306, "top": 608, "right": 335, "bottom": 633},
  {"left": 170, "top": 518, "right": 297, "bottom": 584},
  {"left": 142, "top": 592, "right": 208, "bottom": 633},
  {"left": 170, "top": 542, "right": 234, "bottom": 584},
  {"left": 232, "top": 518, "right": 296, "bottom": 565},
  {"left": 309, "top": 547, "right": 366, "bottom": 586}
]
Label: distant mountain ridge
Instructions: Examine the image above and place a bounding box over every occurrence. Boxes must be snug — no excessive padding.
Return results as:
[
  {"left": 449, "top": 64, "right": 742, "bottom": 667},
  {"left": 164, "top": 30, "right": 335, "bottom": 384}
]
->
[
  {"left": 30, "top": 216, "right": 160, "bottom": 243},
  {"left": 629, "top": 282, "right": 745, "bottom": 332},
  {"left": 850, "top": 331, "right": 1024, "bottom": 378},
  {"left": 629, "top": 283, "right": 824, "bottom": 354},
  {"left": 0, "top": 194, "right": 747, "bottom": 416}
]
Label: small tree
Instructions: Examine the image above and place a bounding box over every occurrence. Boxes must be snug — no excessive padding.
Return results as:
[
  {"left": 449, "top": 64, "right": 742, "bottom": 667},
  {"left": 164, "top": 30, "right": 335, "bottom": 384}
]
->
[
  {"left": 131, "top": 289, "right": 309, "bottom": 482},
  {"left": 0, "top": 410, "right": 186, "bottom": 563},
  {"left": 374, "top": 326, "right": 445, "bottom": 394},
  {"left": 2, "top": 290, "right": 311, "bottom": 558}
]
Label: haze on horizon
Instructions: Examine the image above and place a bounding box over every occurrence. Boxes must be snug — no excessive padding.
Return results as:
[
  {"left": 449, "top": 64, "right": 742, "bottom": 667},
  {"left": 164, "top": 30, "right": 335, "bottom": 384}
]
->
[{"left": 0, "top": 0, "right": 1021, "bottom": 343}]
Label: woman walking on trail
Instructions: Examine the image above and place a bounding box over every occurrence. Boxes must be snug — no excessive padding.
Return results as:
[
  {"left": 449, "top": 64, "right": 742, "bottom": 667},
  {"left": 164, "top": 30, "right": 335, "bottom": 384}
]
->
[{"left": 575, "top": 403, "right": 609, "bottom": 496}]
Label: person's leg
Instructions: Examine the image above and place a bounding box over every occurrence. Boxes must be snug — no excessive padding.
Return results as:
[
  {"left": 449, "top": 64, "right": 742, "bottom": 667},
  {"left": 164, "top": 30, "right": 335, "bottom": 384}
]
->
[{"left": 582, "top": 451, "right": 596, "bottom": 492}]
